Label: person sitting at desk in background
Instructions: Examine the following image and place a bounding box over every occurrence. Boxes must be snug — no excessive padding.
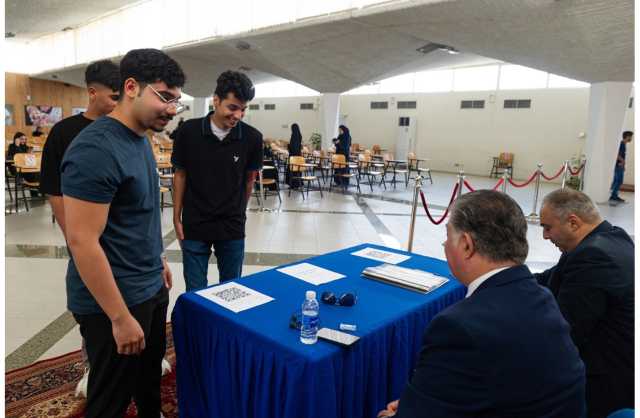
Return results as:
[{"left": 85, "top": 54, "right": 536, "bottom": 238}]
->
[
  {"left": 7, "top": 131, "right": 40, "bottom": 196},
  {"left": 32, "top": 125, "right": 44, "bottom": 137},
  {"left": 378, "top": 190, "right": 586, "bottom": 418},
  {"left": 7, "top": 132, "right": 29, "bottom": 163},
  {"left": 535, "top": 189, "right": 634, "bottom": 418}
]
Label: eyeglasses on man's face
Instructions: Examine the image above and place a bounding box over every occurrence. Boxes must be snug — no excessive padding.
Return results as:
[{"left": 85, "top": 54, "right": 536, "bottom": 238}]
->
[{"left": 147, "top": 84, "right": 184, "bottom": 112}]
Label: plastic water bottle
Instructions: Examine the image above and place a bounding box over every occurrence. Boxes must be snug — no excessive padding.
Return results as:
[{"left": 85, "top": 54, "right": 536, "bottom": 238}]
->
[{"left": 300, "top": 290, "right": 319, "bottom": 344}]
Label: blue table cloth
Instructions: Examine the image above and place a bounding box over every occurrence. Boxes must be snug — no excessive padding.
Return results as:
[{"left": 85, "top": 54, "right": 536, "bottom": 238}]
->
[{"left": 172, "top": 243, "right": 465, "bottom": 418}]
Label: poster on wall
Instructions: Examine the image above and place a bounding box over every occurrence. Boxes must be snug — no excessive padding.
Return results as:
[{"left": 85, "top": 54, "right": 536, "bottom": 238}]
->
[
  {"left": 72, "top": 107, "right": 87, "bottom": 116},
  {"left": 5, "top": 104, "right": 15, "bottom": 126},
  {"left": 24, "top": 105, "right": 63, "bottom": 126}
]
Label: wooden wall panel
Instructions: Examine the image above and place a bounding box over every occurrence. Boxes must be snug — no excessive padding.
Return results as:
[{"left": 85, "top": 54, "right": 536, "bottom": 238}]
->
[{"left": 5, "top": 73, "right": 87, "bottom": 141}]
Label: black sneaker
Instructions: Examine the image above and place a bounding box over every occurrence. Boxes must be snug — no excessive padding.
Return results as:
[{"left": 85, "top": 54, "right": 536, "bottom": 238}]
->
[{"left": 614, "top": 197, "right": 626, "bottom": 203}]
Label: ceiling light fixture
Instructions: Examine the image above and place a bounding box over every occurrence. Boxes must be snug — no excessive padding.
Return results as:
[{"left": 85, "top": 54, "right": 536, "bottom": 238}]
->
[{"left": 416, "top": 42, "right": 460, "bottom": 55}]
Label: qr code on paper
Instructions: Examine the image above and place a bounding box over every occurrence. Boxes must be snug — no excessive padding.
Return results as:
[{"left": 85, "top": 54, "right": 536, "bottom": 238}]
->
[{"left": 213, "top": 287, "right": 251, "bottom": 302}]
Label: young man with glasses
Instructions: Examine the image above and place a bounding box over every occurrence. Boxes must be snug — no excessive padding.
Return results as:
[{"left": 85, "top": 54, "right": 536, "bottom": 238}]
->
[
  {"left": 40, "top": 59, "right": 120, "bottom": 398},
  {"left": 171, "top": 71, "right": 263, "bottom": 291},
  {"left": 61, "top": 49, "right": 185, "bottom": 418}
]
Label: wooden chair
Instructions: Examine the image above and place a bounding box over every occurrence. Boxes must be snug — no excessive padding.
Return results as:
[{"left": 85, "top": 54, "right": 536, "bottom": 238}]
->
[
  {"left": 407, "top": 152, "right": 433, "bottom": 184},
  {"left": 490, "top": 152, "right": 514, "bottom": 178},
  {"left": 288, "top": 156, "right": 322, "bottom": 199},
  {"left": 329, "top": 154, "right": 360, "bottom": 194},
  {"left": 13, "top": 153, "right": 42, "bottom": 212},
  {"left": 372, "top": 144, "right": 382, "bottom": 155},
  {"left": 358, "top": 154, "right": 386, "bottom": 192},
  {"left": 254, "top": 168, "right": 282, "bottom": 204}
]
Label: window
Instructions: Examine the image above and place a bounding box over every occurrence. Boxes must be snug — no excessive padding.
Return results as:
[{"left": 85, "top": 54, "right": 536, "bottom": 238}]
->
[
  {"left": 548, "top": 74, "right": 589, "bottom": 88},
  {"left": 264, "top": 104, "right": 276, "bottom": 110},
  {"left": 249, "top": 104, "right": 260, "bottom": 110},
  {"left": 370, "top": 101, "right": 389, "bottom": 109},
  {"left": 461, "top": 100, "right": 485, "bottom": 109},
  {"left": 300, "top": 103, "right": 314, "bottom": 110},
  {"left": 504, "top": 99, "right": 531, "bottom": 109},
  {"left": 453, "top": 66, "right": 499, "bottom": 91},
  {"left": 414, "top": 69, "right": 453, "bottom": 92},
  {"left": 499, "top": 65, "right": 547, "bottom": 89},
  {"left": 397, "top": 101, "right": 417, "bottom": 109},
  {"left": 378, "top": 73, "right": 414, "bottom": 94}
]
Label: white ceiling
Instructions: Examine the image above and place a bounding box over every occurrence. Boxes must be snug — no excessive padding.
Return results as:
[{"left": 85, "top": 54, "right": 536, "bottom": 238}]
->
[
  {"left": 5, "top": 0, "right": 142, "bottom": 40},
  {"left": 23, "top": 0, "right": 634, "bottom": 96}
]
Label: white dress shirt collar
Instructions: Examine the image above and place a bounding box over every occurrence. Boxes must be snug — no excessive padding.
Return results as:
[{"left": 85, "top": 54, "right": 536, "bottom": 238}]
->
[{"left": 465, "top": 266, "right": 511, "bottom": 298}]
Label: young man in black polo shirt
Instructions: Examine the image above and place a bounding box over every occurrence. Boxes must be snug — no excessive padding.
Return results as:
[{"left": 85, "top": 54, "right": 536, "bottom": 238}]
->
[
  {"left": 40, "top": 59, "right": 120, "bottom": 234},
  {"left": 39, "top": 59, "right": 120, "bottom": 398},
  {"left": 172, "top": 71, "right": 263, "bottom": 291}
]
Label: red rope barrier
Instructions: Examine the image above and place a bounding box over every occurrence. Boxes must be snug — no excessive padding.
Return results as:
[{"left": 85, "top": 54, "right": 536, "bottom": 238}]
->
[
  {"left": 507, "top": 171, "right": 538, "bottom": 188},
  {"left": 540, "top": 165, "right": 566, "bottom": 181},
  {"left": 463, "top": 180, "right": 475, "bottom": 192},
  {"left": 568, "top": 164, "right": 585, "bottom": 176},
  {"left": 419, "top": 183, "right": 459, "bottom": 225},
  {"left": 492, "top": 177, "right": 504, "bottom": 191}
]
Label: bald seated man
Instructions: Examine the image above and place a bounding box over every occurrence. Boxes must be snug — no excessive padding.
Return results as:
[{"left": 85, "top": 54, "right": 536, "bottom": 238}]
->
[{"left": 535, "top": 189, "right": 634, "bottom": 418}]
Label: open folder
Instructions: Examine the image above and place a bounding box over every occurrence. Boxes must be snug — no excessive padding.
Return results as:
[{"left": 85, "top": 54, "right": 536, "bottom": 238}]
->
[{"left": 362, "top": 264, "right": 449, "bottom": 294}]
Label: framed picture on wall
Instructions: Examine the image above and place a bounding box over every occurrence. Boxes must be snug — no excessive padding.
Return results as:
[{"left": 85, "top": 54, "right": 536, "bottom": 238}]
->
[
  {"left": 5, "top": 104, "right": 15, "bottom": 126},
  {"left": 24, "top": 105, "right": 63, "bottom": 126},
  {"left": 72, "top": 107, "right": 87, "bottom": 116}
]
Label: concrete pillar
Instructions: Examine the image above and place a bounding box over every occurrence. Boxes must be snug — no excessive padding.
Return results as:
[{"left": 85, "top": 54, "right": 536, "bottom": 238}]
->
[
  {"left": 193, "top": 97, "right": 209, "bottom": 118},
  {"left": 320, "top": 93, "right": 340, "bottom": 150},
  {"left": 583, "top": 82, "right": 632, "bottom": 202}
]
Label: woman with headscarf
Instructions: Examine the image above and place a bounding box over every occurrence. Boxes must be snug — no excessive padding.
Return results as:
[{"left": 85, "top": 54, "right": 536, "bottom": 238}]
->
[
  {"left": 333, "top": 125, "right": 351, "bottom": 185},
  {"left": 286, "top": 123, "right": 303, "bottom": 186}
]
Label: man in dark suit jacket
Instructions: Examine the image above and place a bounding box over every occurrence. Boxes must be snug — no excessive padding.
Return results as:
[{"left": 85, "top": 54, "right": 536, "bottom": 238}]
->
[
  {"left": 535, "top": 189, "right": 634, "bottom": 418},
  {"left": 378, "top": 190, "right": 586, "bottom": 418}
]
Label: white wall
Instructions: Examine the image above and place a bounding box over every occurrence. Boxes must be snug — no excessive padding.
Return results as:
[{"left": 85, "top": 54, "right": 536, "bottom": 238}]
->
[
  {"left": 245, "top": 89, "right": 634, "bottom": 184},
  {"left": 244, "top": 96, "right": 322, "bottom": 142}
]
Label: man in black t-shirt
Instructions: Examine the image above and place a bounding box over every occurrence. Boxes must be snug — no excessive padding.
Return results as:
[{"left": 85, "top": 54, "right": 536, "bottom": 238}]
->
[
  {"left": 172, "top": 71, "right": 263, "bottom": 291},
  {"left": 39, "top": 59, "right": 119, "bottom": 399},
  {"left": 40, "top": 59, "right": 120, "bottom": 234}
]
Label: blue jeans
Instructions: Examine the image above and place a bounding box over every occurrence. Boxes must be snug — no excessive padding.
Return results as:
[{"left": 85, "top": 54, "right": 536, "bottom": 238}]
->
[
  {"left": 610, "top": 165, "right": 625, "bottom": 199},
  {"left": 181, "top": 239, "right": 245, "bottom": 292}
]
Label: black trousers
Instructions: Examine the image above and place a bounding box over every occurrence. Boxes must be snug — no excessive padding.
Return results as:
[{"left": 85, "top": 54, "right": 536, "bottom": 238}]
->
[
  {"left": 73, "top": 286, "right": 169, "bottom": 418},
  {"left": 586, "top": 372, "right": 634, "bottom": 418}
]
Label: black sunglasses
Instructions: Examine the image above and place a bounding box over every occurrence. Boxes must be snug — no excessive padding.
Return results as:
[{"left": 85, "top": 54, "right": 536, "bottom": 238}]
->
[{"left": 321, "top": 291, "right": 357, "bottom": 307}]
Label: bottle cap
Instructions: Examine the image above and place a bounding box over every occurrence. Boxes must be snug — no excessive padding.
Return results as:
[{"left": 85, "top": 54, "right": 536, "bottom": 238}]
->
[{"left": 306, "top": 290, "right": 316, "bottom": 300}]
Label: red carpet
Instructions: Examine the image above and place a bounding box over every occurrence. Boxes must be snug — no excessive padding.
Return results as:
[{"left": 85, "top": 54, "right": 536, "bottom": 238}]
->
[{"left": 6, "top": 324, "right": 178, "bottom": 418}]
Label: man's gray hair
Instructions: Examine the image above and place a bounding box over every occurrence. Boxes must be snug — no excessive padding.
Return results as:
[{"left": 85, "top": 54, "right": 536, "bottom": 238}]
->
[
  {"left": 542, "top": 189, "right": 601, "bottom": 224},
  {"left": 449, "top": 190, "right": 529, "bottom": 264}
]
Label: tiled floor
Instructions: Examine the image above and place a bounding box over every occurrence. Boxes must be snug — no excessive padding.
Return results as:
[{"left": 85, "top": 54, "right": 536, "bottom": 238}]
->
[{"left": 5, "top": 171, "right": 634, "bottom": 370}]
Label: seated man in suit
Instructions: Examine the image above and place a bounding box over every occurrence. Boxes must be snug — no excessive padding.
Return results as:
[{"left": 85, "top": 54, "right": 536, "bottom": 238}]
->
[
  {"left": 378, "top": 190, "right": 586, "bottom": 418},
  {"left": 535, "top": 189, "right": 634, "bottom": 418}
]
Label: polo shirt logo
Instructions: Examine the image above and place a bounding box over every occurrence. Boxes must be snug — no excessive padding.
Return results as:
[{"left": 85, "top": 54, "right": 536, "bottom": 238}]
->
[{"left": 234, "top": 155, "right": 239, "bottom": 162}]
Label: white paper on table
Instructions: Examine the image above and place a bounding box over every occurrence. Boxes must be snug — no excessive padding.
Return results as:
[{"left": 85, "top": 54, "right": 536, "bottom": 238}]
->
[
  {"left": 195, "top": 282, "right": 274, "bottom": 313},
  {"left": 351, "top": 247, "right": 411, "bottom": 264},
  {"left": 277, "top": 263, "right": 345, "bottom": 285}
]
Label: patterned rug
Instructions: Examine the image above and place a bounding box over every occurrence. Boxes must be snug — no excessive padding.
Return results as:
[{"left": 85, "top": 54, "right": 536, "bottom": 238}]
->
[{"left": 6, "top": 324, "right": 178, "bottom": 418}]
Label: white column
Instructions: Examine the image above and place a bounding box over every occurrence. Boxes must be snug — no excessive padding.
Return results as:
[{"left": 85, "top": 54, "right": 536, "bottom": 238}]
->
[
  {"left": 583, "top": 82, "right": 632, "bottom": 202},
  {"left": 320, "top": 93, "right": 340, "bottom": 150},
  {"left": 192, "top": 97, "right": 209, "bottom": 118}
]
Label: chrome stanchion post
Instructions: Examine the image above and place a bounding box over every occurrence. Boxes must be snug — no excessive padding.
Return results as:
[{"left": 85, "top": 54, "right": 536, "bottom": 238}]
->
[
  {"left": 527, "top": 163, "right": 542, "bottom": 222},
  {"left": 579, "top": 159, "right": 586, "bottom": 191},
  {"left": 501, "top": 170, "right": 508, "bottom": 194},
  {"left": 407, "top": 175, "right": 423, "bottom": 252},
  {"left": 457, "top": 170, "right": 464, "bottom": 198},
  {"left": 560, "top": 160, "right": 569, "bottom": 190},
  {"left": 258, "top": 168, "right": 265, "bottom": 211}
]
